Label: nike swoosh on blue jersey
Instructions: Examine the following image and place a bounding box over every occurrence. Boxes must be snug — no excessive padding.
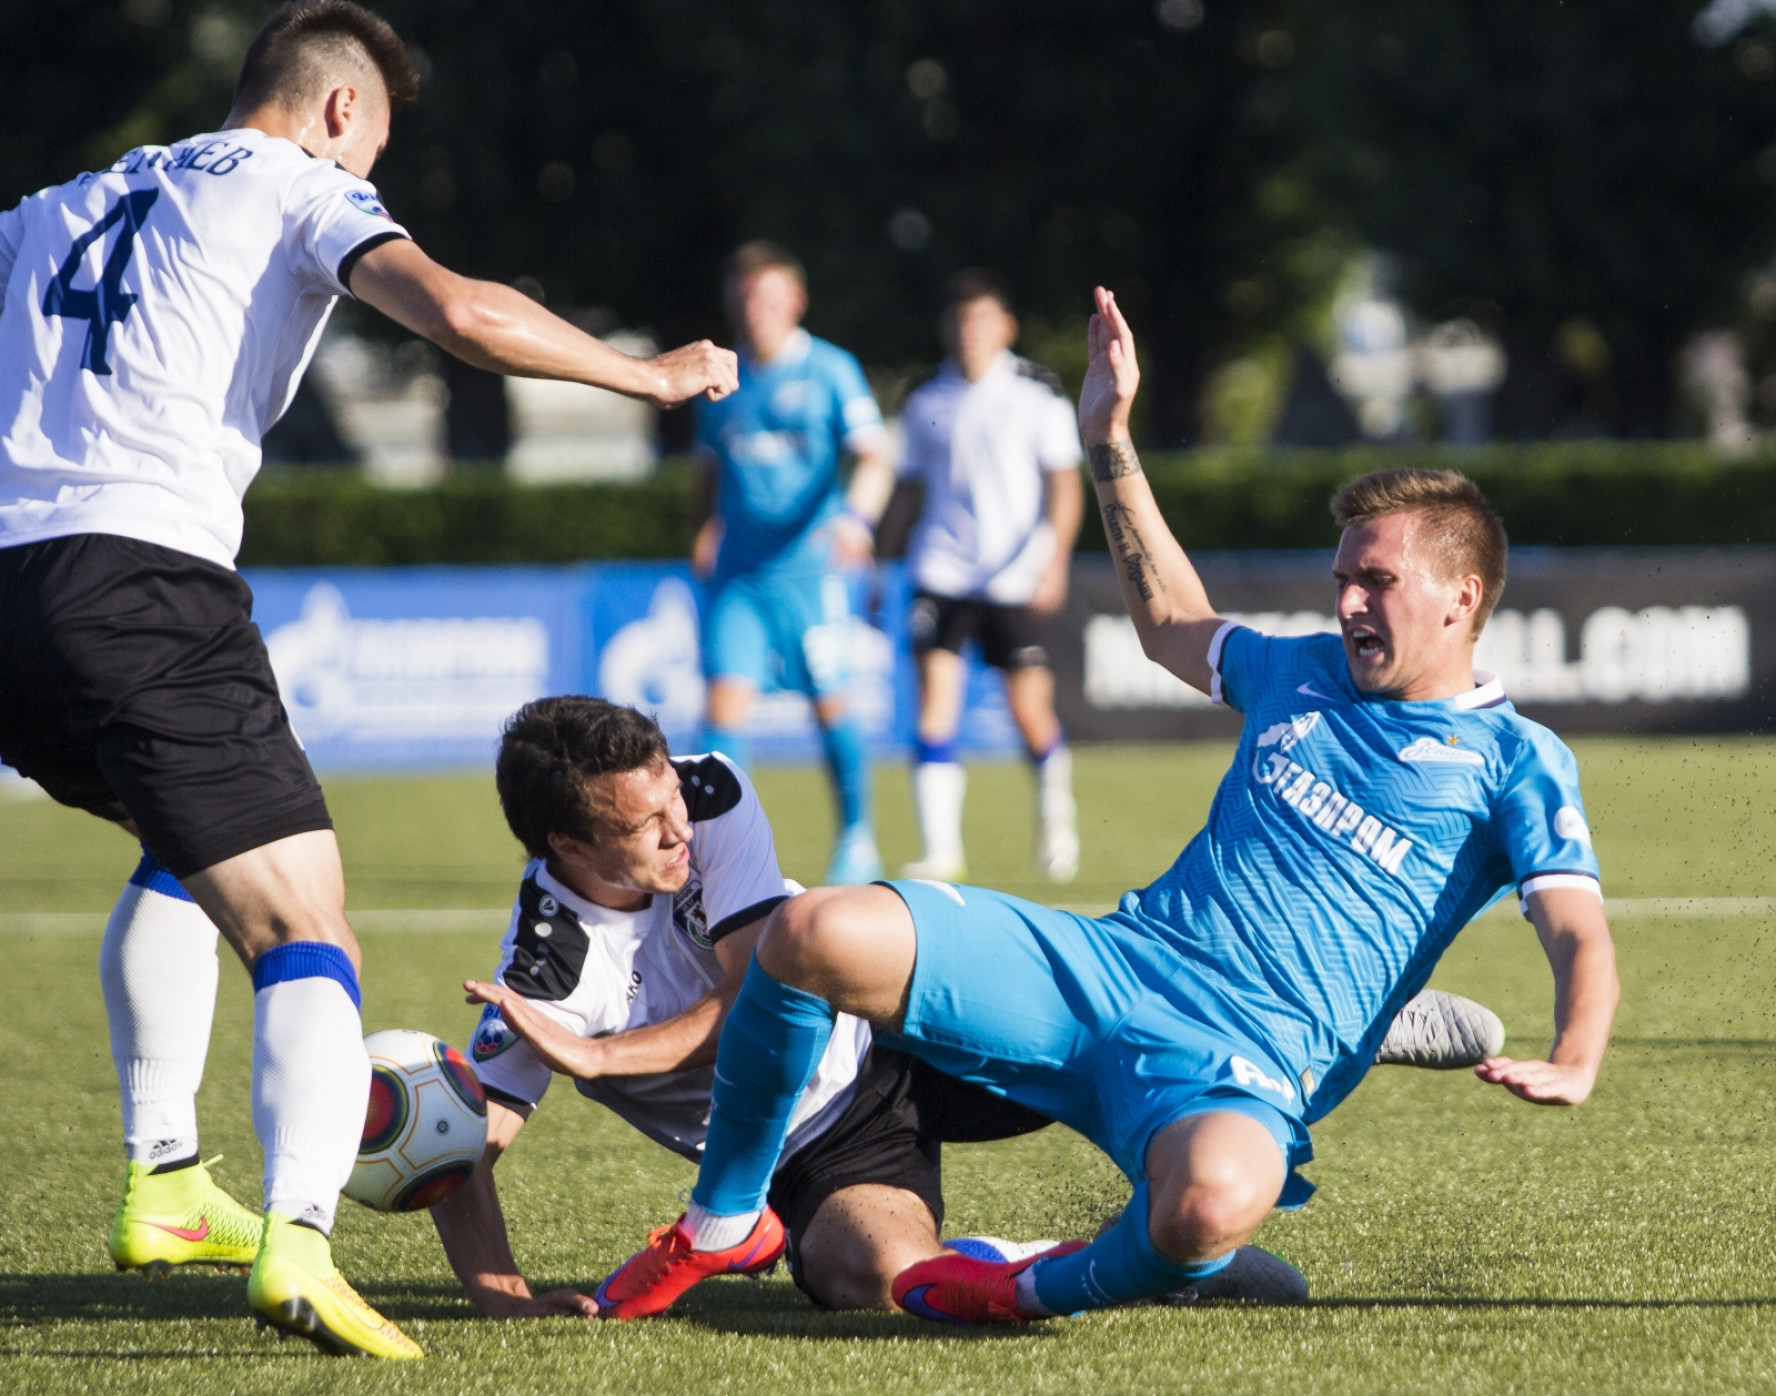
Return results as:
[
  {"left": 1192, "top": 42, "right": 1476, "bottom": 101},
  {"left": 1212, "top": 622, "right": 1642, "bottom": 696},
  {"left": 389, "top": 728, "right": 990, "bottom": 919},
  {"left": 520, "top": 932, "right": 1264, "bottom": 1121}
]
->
[{"left": 1296, "top": 682, "right": 1336, "bottom": 701}]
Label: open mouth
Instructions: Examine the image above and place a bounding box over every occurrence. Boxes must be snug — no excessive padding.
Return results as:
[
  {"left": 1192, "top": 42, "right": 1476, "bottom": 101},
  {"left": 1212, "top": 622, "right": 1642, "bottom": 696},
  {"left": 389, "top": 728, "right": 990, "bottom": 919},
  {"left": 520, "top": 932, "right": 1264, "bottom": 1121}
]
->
[{"left": 1347, "top": 625, "right": 1386, "bottom": 662}]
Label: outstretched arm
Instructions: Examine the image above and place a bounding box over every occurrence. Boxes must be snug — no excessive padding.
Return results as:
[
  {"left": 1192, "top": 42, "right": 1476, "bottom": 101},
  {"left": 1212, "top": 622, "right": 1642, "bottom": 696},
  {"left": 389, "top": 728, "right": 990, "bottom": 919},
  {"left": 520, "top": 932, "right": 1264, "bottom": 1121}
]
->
[
  {"left": 1474, "top": 886, "right": 1618, "bottom": 1105},
  {"left": 463, "top": 915, "right": 768, "bottom": 1081},
  {"left": 430, "top": 1099, "right": 599, "bottom": 1319},
  {"left": 1078, "top": 287, "right": 1225, "bottom": 693},
  {"left": 349, "top": 238, "right": 738, "bottom": 408}
]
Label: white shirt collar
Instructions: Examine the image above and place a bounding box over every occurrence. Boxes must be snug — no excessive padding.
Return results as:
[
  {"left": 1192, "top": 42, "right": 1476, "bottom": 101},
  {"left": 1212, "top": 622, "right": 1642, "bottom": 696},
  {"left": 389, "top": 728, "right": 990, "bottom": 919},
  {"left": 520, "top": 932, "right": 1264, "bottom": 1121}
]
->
[
  {"left": 533, "top": 861, "right": 652, "bottom": 928},
  {"left": 941, "top": 349, "right": 1016, "bottom": 388},
  {"left": 1450, "top": 670, "right": 1507, "bottom": 710}
]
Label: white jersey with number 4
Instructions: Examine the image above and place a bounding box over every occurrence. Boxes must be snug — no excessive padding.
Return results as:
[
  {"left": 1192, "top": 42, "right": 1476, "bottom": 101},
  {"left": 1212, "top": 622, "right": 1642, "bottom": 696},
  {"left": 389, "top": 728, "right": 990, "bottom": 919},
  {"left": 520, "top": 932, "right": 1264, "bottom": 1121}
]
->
[{"left": 0, "top": 127, "right": 410, "bottom": 569}]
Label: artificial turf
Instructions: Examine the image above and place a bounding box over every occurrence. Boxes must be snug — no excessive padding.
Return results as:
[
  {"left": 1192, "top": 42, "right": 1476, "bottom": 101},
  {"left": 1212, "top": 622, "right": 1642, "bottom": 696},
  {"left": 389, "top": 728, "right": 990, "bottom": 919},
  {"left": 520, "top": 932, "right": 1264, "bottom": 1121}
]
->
[{"left": 1, "top": 738, "right": 1772, "bottom": 1393}]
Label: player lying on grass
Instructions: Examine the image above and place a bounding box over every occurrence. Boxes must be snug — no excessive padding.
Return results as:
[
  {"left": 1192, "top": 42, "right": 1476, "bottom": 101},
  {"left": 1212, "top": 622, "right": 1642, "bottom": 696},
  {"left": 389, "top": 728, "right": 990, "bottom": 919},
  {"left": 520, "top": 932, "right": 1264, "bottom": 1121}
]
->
[
  {"left": 592, "top": 286, "right": 1620, "bottom": 1324},
  {"left": 0, "top": 1, "right": 734, "bottom": 1361},
  {"left": 434, "top": 697, "right": 1494, "bottom": 1316},
  {"left": 433, "top": 695, "right": 1065, "bottom": 1314}
]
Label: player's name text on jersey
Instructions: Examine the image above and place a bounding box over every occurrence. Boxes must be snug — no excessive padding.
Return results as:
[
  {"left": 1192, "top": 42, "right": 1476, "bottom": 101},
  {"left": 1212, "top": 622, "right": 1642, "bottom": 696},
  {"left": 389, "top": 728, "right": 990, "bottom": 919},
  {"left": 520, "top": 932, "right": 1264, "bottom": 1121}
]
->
[
  {"left": 1253, "top": 714, "right": 1413, "bottom": 875},
  {"left": 101, "top": 142, "right": 255, "bottom": 180}
]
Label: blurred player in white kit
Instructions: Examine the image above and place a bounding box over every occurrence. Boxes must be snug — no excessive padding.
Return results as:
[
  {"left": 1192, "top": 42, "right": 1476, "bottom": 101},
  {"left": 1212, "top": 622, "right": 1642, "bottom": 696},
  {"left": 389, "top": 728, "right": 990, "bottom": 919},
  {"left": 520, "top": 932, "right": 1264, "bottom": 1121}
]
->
[{"left": 895, "top": 270, "right": 1085, "bottom": 882}]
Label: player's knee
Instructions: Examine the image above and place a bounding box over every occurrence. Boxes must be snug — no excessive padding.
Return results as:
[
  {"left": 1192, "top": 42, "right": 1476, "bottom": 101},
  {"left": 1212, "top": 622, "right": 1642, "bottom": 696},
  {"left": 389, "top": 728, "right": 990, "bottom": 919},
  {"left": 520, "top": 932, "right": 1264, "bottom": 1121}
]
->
[
  {"left": 1150, "top": 1175, "right": 1274, "bottom": 1263},
  {"left": 757, "top": 888, "right": 855, "bottom": 987}
]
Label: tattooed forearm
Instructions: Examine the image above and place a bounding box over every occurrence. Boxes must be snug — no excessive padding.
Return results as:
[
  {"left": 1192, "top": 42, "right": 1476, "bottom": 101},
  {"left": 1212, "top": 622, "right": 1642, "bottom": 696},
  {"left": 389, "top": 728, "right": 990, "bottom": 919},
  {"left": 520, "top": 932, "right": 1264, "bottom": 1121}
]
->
[
  {"left": 1101, "top": 501, "right": 1168, "bottom": 603},
  {"left": 1088, "top": 441, "right": 1143, "bottom": 483}
]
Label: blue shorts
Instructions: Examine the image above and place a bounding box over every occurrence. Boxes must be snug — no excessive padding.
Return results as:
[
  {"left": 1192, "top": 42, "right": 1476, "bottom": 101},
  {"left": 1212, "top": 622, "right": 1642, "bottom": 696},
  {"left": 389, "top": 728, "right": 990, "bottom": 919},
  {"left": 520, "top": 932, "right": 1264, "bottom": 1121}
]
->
[
  {"left": 877, "top": 880, "right": 1315, "bottom": 1199},
  {"left": 704, "top": 568, "right": 851, "bottom": 699}
]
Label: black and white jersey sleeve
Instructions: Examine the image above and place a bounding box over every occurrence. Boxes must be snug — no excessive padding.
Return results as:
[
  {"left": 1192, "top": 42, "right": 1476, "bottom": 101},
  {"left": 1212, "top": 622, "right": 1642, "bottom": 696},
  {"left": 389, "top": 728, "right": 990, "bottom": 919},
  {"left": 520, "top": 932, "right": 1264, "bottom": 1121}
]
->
[
  {"left": 673, "top": 753, "right": 792, "bottom": 948},
  {"left": 283, "top": 158, "right": 411, "bottom": 298},
  {"left": 467, "top": 869, "right": 599, "bottom": 1111}
]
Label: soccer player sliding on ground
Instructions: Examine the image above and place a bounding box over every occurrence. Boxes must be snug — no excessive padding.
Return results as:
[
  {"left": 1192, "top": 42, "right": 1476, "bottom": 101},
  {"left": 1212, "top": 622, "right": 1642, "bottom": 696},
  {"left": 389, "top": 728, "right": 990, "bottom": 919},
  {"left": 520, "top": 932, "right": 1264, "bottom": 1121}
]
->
[
  {"left": 0, "top": 1, "right": 735, "bottom": 1360},
  {"left": 594, "top": 285, "right": 1620, "bottom": 1323}
]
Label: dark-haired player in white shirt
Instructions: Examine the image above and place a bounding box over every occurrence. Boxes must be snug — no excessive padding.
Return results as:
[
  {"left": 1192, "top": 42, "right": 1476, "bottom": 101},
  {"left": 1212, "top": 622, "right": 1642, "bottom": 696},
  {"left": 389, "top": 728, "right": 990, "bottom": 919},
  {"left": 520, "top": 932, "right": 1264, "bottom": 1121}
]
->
[
  {"left": 435, "top": 696, "right": 1069, "bottom": 1315},
  {"left": 0, "top": 0, "right": 735, "bottom": 1360}
]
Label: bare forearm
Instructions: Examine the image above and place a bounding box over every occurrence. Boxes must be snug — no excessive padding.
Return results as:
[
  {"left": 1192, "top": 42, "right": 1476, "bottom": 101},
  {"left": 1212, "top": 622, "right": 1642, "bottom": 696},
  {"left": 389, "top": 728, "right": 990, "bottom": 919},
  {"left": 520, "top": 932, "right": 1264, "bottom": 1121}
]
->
[
  {"left": 432, "top": 1156, "right": 531, "bottom": 1316},
  {"left": 845, "top": 449, "right": 897, "bottom": 525},
  {"left": 1046, "top": 467, "right": 1085, "bottom": 558},
  {"left": 691, "top": 464, "right": 717, "bottom": 534},
  {"left": 422, "top": 279, "right": 658, "bottom": 394},
  {"left": 1086, "top": 442, "right": 1222, "bottom": 689},
  {"left": 1548, "top": 933, "right": 1619, "bottom": 1076},
  {"left": 582, "top": 982, "right": 738, "bottom": 1077}
]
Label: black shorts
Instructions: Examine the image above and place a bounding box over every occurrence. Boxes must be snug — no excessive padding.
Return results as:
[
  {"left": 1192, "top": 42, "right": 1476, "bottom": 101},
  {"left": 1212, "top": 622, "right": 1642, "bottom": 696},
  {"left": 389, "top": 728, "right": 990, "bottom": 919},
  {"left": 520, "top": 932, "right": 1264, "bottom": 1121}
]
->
[
  {"left": 767, "top": 1046, "right": 1051, "bottom": 1305},
  {"left": 909, "top": 590, "right": 1051, "bottom": 671},
  {"left": 0, "top": 533, "right": 332, "bottom": 877}
]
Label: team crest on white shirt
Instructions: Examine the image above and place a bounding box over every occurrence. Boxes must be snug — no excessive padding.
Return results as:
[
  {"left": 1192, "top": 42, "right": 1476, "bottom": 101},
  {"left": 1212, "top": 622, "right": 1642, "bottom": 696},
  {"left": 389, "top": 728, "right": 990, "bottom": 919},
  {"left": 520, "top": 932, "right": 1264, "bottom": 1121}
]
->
[{"left": 345, "top": 188, "right": 393, "bottom": 221}]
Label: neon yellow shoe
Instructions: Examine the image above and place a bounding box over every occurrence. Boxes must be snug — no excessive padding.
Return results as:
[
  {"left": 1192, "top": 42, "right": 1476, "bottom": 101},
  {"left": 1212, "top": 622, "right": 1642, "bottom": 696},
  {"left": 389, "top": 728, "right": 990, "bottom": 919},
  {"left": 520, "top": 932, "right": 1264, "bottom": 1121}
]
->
[
  {"left": 247, "top": 1213, "right": 423, "bottom": 1360},
  {"left": 109, "top": 1158, "right": 262, "bottom": 1277}
]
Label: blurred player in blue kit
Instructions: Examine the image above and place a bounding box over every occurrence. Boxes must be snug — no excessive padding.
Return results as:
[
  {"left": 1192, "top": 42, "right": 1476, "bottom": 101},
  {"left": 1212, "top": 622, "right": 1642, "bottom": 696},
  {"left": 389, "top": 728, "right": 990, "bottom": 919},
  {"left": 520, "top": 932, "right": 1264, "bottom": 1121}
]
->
[
  {"left": 598, "top": 287, "right": 1621, "bottom": 1324},
  {"left": 692, "top": 243, "right": 898, "bottom": 886}
]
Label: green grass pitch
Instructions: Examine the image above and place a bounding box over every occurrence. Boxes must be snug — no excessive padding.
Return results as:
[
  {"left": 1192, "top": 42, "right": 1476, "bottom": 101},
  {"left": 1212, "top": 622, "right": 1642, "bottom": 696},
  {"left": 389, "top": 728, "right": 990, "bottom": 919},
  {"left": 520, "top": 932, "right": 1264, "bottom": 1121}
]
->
[{"left": 1, "top": 738, "right": 1773, "bottom": 1393}]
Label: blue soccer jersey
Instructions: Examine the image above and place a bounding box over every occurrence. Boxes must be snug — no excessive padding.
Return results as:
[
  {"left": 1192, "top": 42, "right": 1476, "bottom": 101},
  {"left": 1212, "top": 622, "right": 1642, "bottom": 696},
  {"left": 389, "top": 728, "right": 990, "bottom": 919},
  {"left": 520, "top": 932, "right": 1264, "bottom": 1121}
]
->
[
  {"left": 1124, "top": 625, "right": 1601, "bottom": 1122},
  {"left": 696, "top": 329, "right": 885, "bottom": 578}
]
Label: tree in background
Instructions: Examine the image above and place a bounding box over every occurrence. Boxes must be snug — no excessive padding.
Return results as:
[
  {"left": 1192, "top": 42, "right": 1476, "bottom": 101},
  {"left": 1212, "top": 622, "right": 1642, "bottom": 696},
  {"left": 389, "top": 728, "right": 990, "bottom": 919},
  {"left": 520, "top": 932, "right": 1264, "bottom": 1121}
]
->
[
  {"left": 1284, "top": 0, "right": 1776, "bottom": 438},
  {"left": 4, "top": 0, "right": 1775, "bottom": 443}
]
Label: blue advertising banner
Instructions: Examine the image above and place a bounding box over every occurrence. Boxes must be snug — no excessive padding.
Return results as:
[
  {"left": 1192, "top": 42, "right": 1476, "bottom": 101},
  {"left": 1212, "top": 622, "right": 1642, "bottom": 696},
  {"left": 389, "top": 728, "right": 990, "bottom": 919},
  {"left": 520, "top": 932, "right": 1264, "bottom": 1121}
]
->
[
  {"left": 247, "top": 567, "right": 588, "bottom": 770},
  {"left": 242, "top": 562, "right": 1022, "bottom": 770}
]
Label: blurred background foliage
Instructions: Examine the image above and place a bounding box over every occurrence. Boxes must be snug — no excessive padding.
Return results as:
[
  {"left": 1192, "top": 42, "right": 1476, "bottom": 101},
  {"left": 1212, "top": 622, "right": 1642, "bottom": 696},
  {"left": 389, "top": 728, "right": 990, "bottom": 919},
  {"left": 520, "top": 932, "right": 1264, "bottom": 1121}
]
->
[{"left": 5, "top": 0, "right": 1776, "bottom": 446}]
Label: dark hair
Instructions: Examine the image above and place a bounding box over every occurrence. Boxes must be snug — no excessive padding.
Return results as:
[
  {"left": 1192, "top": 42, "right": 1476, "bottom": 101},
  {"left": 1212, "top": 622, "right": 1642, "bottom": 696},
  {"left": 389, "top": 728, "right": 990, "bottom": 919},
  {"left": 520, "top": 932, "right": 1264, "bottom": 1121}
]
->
[
  {"left": 1330, "top": 468, "right": 1509, "bottom": 634},
  {"left": 234, "top": 1, "right": 420, "bottom": 115},
  {"left": 495, "top": 697, "right": 670, "bottom": 860},
  {"left": 725, "top": 239, "right": 806, "bottom": 291},
  {"left": 944, "top": 267, "right": 1014, "bottom": 315}
]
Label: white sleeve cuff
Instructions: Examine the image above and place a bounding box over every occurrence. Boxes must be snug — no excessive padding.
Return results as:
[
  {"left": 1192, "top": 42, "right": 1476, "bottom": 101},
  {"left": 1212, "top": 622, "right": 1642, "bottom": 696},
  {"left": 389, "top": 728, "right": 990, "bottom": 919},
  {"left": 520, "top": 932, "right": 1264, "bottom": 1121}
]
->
[
  {"left": 1205, "top": 620, "right": 1241, "bottom": 706},
  {"left": 1518, "top": 873, "right": 1603, "bottom": 918}
]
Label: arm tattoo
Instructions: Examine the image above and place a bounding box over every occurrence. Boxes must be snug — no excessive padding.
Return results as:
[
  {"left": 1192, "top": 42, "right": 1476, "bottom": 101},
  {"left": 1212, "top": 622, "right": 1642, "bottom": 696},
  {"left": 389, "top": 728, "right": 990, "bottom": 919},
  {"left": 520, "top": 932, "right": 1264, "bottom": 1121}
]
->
[
  {"left": 1088, "top": 441, "right": 1143, "bottom": 483},
  {"left": 1101, "top": 501, "right": 1168, "bottom": 603}
]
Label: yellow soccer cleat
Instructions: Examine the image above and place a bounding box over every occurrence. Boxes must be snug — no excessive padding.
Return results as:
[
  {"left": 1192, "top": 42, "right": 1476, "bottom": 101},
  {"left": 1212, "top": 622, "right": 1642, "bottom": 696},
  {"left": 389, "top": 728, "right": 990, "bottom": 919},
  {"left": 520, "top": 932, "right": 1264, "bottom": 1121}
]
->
[
  {"left": 247, "top": 1213, "right": 423, "bottom": 1360},
  {"left": 109, "top": 1158, "right": 263, "bottom": 1277}
]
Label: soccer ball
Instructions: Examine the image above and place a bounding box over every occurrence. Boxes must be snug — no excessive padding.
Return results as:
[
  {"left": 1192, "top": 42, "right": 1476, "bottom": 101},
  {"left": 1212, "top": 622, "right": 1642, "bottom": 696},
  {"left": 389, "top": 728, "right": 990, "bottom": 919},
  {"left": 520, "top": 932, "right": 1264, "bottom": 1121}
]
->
[{"left": 343, "top": 1029, "right": 488, "bottom": 1213}]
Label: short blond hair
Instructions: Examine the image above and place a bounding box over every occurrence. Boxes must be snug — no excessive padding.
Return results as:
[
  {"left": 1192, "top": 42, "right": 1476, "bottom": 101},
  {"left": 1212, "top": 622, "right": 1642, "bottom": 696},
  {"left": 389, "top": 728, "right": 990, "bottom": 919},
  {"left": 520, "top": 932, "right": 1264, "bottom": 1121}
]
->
[{"left": 1330, "top": 468, "right": 1507, "bottom": 633}]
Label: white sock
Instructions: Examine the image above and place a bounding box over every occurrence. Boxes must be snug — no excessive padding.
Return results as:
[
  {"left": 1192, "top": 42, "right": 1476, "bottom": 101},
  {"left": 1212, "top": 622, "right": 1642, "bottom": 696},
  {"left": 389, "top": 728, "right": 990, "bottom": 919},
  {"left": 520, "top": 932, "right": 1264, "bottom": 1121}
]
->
[
  {"left": 683, "top": 1200, "right": 761, "bottom": 1252},
  {"left": 913, "top": 761, "right": 967, "bottom": 867},
  {"left": 1036, "top": 745, "right": 1075, "bottom": 833},
  {"left": 1014, "top": 1264, "right": 1059, "bottom": 1317},
  {"left": 100, "top": 872, "right": 219, "bottom": 1167},
  {"left": 252, "top": 971, "right": 369, "bottom": 1235}
]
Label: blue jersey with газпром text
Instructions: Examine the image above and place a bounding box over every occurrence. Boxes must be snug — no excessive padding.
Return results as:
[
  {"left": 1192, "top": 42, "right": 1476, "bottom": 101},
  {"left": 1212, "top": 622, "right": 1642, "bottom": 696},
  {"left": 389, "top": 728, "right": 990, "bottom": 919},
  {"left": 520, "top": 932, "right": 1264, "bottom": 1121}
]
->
[
  {"left": 696, "top": 329, "right": 885, "bottom": 577},
  {"left": 1116, "top": 627, "right": 1601, "bottom": 1123}
]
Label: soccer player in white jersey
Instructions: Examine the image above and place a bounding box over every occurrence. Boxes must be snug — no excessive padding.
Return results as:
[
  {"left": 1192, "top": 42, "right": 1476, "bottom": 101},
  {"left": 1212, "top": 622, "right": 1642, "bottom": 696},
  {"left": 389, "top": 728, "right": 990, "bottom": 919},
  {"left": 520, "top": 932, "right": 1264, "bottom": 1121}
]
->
[
  {"left": 432, "top": 697, "right": 1072, "bottom": 1315},
  {"left": 896, "top": 270, "right": 1085, "bottom": 882},
  {"left": 595, "top": 287, "right": 1619, "bottom": 1323},
  {"left": 0, "top": 1, "right": 736, "bottom": 1360}
]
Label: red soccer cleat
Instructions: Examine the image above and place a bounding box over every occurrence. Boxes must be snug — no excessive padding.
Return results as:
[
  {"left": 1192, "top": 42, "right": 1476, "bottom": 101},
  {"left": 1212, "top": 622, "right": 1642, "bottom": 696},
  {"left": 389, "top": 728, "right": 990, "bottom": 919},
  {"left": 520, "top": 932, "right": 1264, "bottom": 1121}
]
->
[
  {"left": 594, "top": 1209, "right": 785, "bottom": 1320},
  {"left": 892, "top": 1240, "right": 1087, "bottom": 1324}
]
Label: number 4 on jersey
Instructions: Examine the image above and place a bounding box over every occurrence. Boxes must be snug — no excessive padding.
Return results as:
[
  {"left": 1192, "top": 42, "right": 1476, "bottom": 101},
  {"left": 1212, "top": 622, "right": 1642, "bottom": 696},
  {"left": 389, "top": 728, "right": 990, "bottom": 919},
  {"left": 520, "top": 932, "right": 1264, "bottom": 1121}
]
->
[{"left": 42, "top": 188, "right": 159, "bottom": 376}]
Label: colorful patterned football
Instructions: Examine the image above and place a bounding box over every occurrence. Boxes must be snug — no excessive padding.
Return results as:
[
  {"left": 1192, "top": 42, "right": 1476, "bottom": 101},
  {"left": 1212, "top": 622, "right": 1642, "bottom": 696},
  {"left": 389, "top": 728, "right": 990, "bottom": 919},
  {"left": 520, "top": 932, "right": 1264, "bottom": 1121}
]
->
[{"left": 343, "top": 1028, "right": 488, "bottom": 1213}]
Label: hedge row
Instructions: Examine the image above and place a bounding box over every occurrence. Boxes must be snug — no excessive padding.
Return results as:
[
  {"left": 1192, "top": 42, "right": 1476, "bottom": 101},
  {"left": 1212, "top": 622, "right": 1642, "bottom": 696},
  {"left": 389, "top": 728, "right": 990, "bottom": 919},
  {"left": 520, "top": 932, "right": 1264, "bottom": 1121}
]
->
[{"left": 238, "top": 444, "right": 1776, "bottom": 567}]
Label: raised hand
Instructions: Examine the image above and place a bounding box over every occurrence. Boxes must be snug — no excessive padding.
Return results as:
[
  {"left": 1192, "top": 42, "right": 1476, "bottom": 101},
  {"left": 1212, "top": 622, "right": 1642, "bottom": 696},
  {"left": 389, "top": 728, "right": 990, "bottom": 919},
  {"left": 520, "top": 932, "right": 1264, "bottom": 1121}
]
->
[
  {"left": 1078, "top": 286, "right": 1141, "bottom": 447},
  {"left": 1474, "top": 1054, "right": 1597, "bottom": 1105},
  {"left": 642, "top": 340, "right": 740, "bottom": 407},
  {"left": 464, "top": 980, "right": 604, "bottom": 1079}
]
